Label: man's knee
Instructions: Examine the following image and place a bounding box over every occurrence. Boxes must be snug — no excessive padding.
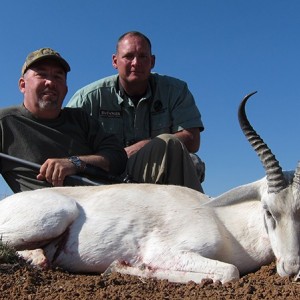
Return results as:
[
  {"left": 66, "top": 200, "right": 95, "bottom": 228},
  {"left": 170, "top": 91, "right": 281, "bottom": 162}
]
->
[
  {"left": 155, "top": 133, "right": 179, "bottom": 143},
  {"left": 155, "top": 134, "right": 183, "bottom": 149},
  {"left": 155, "top": 134, "right": 206, "bottom": 183}
]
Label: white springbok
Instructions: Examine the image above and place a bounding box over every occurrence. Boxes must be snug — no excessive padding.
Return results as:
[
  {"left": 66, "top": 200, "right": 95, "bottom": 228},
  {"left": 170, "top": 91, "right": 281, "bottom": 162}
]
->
[{"left": 0, "top": 92, "right": 299, "bottom": 284}]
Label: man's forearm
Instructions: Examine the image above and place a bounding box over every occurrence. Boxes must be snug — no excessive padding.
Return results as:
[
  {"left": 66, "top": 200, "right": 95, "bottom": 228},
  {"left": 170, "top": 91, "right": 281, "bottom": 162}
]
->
[
  {"left": 79, "top": 155, "right": 110, "bottom": 172},
  {"left": 174, "top": 128, "right": 200, "bottom": 153}
]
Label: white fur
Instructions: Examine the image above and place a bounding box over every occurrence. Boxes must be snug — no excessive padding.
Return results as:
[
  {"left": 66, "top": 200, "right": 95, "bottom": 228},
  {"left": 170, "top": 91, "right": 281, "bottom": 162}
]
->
[{"left": 0, "top": 173, "right": 299, "bottom": 284}]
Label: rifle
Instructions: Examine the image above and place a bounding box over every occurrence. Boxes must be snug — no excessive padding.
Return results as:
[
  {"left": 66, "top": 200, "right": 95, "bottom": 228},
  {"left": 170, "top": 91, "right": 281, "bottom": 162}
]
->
[{"left": 0, "top": 152, "right": 127, "bottom": 186}]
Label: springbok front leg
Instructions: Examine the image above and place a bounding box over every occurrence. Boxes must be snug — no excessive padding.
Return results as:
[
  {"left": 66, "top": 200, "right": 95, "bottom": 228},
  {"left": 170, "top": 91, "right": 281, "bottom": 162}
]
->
[
  {"left": 17, "top": 249, "right": 49, "bottom": 269},
  {"left": 104, "top": 252, "right": 240, "bottom": 284}
]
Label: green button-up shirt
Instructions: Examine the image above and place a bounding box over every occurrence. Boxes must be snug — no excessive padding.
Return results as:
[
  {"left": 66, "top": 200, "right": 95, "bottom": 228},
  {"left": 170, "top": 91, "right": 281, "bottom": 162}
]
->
[{"left": 67, "top": 73, "right": 204, "bottom": 147}]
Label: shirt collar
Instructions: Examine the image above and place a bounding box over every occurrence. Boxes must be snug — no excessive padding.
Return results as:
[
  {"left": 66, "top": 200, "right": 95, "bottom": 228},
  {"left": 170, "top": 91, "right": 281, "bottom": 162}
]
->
[{"left": 117, "top": 77, "right": 152, "bottom": 104}]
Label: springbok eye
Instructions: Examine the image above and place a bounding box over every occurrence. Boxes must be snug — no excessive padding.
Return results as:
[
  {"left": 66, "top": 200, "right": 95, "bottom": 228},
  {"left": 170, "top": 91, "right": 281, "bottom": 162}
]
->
[{"left": 264, "top": 209, "right": 276, "bottom": 229}]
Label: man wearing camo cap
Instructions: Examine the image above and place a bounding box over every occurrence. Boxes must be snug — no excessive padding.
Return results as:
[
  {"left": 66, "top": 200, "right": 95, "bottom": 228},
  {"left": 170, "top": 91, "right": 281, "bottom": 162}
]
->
[{"left": 0, "top": 48, "right": 127, "bottom": 193}]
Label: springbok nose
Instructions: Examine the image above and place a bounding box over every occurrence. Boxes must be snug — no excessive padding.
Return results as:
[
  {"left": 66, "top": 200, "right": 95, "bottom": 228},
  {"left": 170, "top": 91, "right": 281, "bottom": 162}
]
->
[{"left": 282, "top": 257, "right": 300, "bottom": 276}]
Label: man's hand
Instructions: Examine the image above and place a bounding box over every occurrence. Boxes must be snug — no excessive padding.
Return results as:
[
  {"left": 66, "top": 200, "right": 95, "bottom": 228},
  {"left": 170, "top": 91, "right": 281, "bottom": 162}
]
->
[{"left": 37, "top": 158, "right": 76, "bottom": 186}]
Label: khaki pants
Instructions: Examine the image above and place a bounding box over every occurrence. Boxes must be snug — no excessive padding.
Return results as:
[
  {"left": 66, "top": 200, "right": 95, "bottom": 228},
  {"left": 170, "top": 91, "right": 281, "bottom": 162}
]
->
[{"left": 125, "top": 134, "right": 205, "bottom": 193}]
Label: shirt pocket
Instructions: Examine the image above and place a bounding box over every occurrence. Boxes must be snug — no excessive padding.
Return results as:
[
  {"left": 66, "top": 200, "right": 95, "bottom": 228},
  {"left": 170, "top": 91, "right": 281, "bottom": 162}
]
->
[{"left": 150, "top": 110, "right": 171, "bottom": 137}]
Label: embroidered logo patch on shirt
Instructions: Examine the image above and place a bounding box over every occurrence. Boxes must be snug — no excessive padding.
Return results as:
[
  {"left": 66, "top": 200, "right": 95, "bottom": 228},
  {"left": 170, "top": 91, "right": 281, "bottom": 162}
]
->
[
  {"left": 100, "top": 110, "right": 122, "bottom": 118},
  {"left": 153, "top": 100, "right": 163, "bottom": 112}
]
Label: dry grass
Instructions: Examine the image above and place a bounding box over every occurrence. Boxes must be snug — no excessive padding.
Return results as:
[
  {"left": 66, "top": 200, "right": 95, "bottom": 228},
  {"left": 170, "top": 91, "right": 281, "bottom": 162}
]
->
[{"left": 0, "top": 239, "right": 21, "bottom": 264}]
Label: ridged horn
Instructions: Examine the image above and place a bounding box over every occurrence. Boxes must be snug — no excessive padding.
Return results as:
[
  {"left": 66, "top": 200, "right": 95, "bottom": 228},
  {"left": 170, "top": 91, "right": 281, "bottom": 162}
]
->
[
  {"left": 293, "top": 161, "right": 300, "bottom": 188},
  {"left": 238, "top": 91, "right": 287, "bottom": 193}
]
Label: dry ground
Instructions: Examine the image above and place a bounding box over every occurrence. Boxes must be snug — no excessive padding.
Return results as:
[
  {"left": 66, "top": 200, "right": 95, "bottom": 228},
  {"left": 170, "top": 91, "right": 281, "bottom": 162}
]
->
[{"left": 0, "top": 260, "right": 299, "bottom": 299}]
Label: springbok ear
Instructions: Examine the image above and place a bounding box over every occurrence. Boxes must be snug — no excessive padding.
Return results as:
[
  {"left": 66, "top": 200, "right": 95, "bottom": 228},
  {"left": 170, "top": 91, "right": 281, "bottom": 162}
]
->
[{"left": 293, "top": 162, "right": 300, "bottom": 187}]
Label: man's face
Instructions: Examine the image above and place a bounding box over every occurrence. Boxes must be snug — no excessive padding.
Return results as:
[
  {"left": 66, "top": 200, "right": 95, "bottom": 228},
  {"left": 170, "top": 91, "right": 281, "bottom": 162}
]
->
[
  {"left": 19, "top": 60, "right": 68, "bottom": 119},
  {"left": 112, "top": 35, "right": 155, "bottom": 85}
]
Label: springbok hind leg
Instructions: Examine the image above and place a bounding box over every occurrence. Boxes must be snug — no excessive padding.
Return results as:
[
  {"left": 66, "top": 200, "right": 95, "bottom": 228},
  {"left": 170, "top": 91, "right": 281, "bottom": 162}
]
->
[
  {"left": 103, "top": 256, "right": 240, "bottom": 284},
  {"left": 0, "top": 191, "right": 79, "bottom": 249}
]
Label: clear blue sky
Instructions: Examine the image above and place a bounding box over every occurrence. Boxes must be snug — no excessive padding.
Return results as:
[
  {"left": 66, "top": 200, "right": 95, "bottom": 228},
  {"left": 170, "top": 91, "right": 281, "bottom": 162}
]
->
[{"left": 0, "top": 0, "right": 299, "bottom": 197}]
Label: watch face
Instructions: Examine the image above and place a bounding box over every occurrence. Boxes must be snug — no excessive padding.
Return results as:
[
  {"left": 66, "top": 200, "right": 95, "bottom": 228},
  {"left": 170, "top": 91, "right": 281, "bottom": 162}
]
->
[
  {"left": 70, "top": 156, "right": 81, "bottom": 168},
  {"left": 74, "top": 160, "right": 81, "bottom": 167}
]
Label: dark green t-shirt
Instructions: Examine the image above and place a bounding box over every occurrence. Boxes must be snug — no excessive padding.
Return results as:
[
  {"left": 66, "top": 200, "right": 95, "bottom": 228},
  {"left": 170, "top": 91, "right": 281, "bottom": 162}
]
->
[{"left": 0, "top": 105, "right": 127, "bottom": 192}]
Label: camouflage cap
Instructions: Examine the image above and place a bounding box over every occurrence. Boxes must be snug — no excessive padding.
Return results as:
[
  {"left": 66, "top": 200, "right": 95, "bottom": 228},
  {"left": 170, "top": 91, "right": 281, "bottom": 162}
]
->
[{"left": 21, "top": 47, "right": 71, "bottom": 75}]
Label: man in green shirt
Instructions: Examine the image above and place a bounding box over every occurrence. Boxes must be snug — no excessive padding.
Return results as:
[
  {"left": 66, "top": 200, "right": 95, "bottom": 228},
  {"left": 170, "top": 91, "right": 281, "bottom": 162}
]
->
[
  {"left": 67, "top": 31, "right": 205, "bottom": 192},
  {"left": 0, "top": 48, "right": 127, "bottom": 193}
]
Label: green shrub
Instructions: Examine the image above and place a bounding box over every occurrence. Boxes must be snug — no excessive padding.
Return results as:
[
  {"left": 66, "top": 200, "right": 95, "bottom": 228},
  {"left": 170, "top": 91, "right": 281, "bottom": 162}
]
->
[{"left": 0, "top": 239, "right": 20, "bottom": 264}]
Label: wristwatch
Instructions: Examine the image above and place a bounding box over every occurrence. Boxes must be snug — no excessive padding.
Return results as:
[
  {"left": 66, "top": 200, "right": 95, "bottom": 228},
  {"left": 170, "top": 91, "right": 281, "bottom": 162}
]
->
[{"left": 68, "top": 156, "right": 86, "bottom": 172}]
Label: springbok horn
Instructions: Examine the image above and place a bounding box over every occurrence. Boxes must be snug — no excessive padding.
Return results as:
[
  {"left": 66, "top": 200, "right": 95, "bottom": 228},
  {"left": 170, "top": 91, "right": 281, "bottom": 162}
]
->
[
  {"left": 293, "top": 161, "right": 300, "bottom": 188},
  {"left": 238, "top": 91, "right": 287, "bottom": 193}
]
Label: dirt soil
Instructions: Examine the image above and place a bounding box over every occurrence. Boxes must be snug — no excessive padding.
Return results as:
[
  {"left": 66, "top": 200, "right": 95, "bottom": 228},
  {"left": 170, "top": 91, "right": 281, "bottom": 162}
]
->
[{"left": 0, "top": 260, "right": 299, "bottom": 299}]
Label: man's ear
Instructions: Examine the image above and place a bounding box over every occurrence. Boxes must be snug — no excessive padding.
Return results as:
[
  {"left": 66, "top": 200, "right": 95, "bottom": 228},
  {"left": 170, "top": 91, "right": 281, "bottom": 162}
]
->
[
  {"left": 18, "top": 77, "right": 25, "bottom": 93},
  {"left": 65, "top": 85, "right": 68, "bottom": 98},
  {"left": 112, "top": 54, "right": 118, "bottom": 69},
  {"left": 151, "top": 55, "right": 156, "bottom": 69}
]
